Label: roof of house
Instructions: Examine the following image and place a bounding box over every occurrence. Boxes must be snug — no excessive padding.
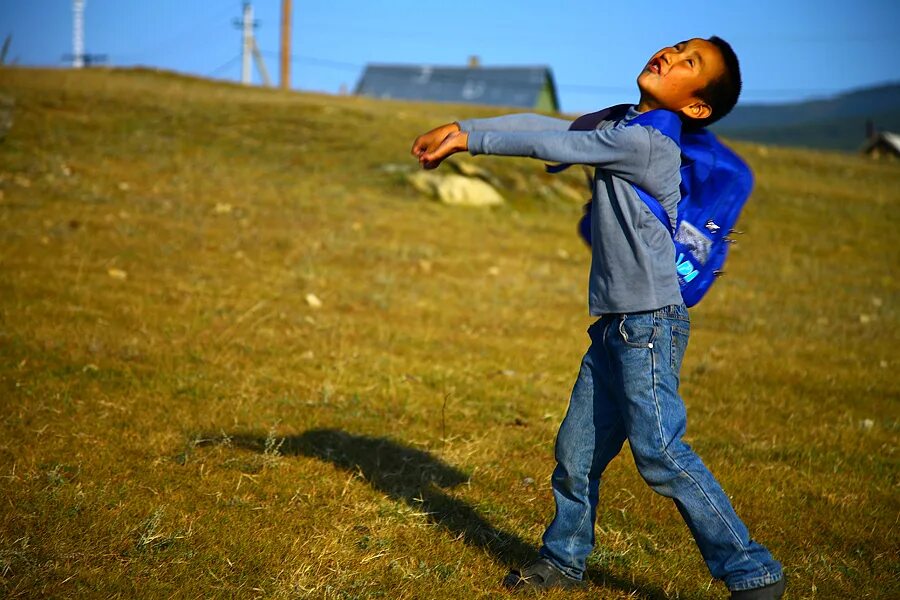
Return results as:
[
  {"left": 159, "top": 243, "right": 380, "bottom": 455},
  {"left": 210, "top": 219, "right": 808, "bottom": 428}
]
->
[
  {"left": 354, "top": 64, "right": 559, "bottom": 110},
  {"left": 862, "top": 131, "right": 900, "bottom": 153}
]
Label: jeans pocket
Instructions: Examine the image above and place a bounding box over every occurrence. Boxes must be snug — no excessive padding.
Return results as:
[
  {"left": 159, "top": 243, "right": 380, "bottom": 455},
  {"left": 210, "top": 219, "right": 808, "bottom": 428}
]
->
[
  {"left": 618, "top": 315, "right": 658, "bottom": 349},
  {"left": 671, "top": 324, "right": 690, "bottom": 370}
]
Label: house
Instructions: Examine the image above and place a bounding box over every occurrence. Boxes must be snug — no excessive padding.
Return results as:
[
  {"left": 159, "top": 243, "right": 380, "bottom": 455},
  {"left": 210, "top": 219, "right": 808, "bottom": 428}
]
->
[
  {"left": 354, "top": 57, "right": 559, "bottom": 112},
  {"left": 861, "top": 130, "right": 900, "bottom": 159}
]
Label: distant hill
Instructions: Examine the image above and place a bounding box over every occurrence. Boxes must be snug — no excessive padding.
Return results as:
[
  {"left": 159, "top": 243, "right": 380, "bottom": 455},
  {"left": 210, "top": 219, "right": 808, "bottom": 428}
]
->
[{"left": 714, "top": 82, "right": 900, "bottom": 152}]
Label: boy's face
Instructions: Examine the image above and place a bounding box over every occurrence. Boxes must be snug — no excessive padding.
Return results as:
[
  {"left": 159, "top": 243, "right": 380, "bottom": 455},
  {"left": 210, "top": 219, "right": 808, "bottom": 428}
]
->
[{"left": 637, "top": 38, "right": 726, "bottom": 120}]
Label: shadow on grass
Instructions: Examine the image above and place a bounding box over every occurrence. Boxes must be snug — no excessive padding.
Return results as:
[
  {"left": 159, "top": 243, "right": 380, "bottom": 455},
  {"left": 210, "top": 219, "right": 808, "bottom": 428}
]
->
[{"left": 225, "top": 428, "right": 699, "bottom": 600}]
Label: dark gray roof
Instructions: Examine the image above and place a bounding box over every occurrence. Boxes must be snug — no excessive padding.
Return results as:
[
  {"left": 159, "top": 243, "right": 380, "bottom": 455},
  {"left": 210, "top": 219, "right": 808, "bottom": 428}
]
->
[{"left": 354, "top": 64, "right": 558, "bottom": 109}]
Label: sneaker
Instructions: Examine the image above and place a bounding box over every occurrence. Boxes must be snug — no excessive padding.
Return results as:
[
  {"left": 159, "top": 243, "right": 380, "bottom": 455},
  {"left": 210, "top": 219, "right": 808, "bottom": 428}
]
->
[
  {"left": 730, "top": 576, "right": 785, "bottom": 600},
  {"left": 503, "top": 558, "right": 586, "bottom": 591}
]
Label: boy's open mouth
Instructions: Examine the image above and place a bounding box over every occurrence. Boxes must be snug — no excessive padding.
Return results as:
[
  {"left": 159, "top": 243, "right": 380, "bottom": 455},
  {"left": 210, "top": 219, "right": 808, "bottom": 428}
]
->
[{"left": 647, "top": 58, "right": 662, "bottom": 75}]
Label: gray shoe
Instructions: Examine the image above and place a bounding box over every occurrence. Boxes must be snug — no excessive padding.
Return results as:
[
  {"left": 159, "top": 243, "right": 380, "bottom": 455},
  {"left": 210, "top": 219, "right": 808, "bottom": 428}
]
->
[
  {"left": 502, "top": 558, "right": 586, "bottom": 591},
  {"left": 730, "top": 576, "right": 785, "bottom": 600}
]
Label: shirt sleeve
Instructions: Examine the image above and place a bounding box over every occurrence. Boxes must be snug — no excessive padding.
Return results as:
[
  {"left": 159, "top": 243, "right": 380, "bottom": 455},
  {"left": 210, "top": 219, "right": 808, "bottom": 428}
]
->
[
  {"left": 467, "top": 125, "right": 652, "bottom": 183},
  {"left": 456, "top": 113, "right": 573, "bottom": 133}
]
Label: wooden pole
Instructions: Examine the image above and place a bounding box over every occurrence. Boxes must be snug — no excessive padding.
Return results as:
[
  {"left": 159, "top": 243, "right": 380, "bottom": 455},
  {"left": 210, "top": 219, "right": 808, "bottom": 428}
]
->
[{"left": 280, "top": 0, "right": 291, "bottom": 89}]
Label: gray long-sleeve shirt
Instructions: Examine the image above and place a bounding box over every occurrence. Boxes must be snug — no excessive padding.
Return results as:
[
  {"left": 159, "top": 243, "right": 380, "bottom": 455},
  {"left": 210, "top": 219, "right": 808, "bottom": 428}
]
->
[{"left": 457, "top": 106, "right": 683, "bottom": 315}]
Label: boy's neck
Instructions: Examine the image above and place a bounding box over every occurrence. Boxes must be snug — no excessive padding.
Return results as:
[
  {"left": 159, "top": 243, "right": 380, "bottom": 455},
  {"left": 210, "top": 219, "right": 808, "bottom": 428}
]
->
[{"left": 635, "top": 96, "right": 661, "bottom": 113}]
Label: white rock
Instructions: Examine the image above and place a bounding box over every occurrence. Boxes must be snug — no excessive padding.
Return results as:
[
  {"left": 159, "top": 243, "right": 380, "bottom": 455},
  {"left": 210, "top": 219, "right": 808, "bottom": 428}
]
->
[
  {"left": 435, "top": 175, "right": 503, "bottom": 207},
  {"left": 448, "top": 161, "right": 502, "bottom": 187},
  {"left": 408, "top": 172, "right": 504, "bottom": 207},
  {"left": 406, "top": 171, "right": 441, "bottom": 196},
  {"left": 305, "top": 293, "right": 322, "bottom": 309}
]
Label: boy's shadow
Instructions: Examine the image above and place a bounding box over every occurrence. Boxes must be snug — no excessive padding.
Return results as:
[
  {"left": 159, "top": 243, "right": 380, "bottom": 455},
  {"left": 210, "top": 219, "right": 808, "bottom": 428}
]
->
[{"left": 226, "top": 428, "right": 696, "bottom": 599}]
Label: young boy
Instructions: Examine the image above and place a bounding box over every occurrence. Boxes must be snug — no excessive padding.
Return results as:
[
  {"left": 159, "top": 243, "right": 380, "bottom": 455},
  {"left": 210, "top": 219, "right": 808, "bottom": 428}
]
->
[{"left": 411, "top": 37, "right": 785, "bottom": 599}]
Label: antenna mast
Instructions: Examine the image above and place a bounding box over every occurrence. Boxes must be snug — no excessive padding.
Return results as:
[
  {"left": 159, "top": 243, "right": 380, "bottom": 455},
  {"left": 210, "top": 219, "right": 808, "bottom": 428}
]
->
[
  {"left": 241, "top": 2, "right": 254, "bottom": 84},
  {"left": 72, "top": 0, "right": 85, "bottom": 68}
]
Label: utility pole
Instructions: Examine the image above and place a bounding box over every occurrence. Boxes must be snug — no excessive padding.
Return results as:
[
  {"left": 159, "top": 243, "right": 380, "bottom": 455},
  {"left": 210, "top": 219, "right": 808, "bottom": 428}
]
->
[
  {"left": 280, "top": 0, "right": 291, "bottom": 89},
  {"left": 240, "top": 2, "right": 254, "bottom": 85},
  {"left": 72, "top": 0, "right": 85, "bottom": 68},
  {"left": 233, "top": 2, "right": 271, "bottom": 87}
]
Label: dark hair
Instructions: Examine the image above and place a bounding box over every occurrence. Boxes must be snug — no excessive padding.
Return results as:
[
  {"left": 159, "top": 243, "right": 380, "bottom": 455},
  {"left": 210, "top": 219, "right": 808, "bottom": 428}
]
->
[{"left": 682, "top": 36, "right": 742, "bottom": 130}]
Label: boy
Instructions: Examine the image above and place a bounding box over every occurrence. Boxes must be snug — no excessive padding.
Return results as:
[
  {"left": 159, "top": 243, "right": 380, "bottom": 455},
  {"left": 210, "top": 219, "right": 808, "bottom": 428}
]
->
[{"left": 411, "top": 37, "right": 785, "bottom": 599}]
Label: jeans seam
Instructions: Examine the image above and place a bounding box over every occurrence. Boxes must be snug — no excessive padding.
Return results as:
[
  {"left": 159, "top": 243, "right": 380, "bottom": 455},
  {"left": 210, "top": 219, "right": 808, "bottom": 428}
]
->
[
  {"left": 563, "top": 493, "right": 591, "bottom": 567},
  {"left": 649, "top": 328, "right": 772, "bottom": 583}
]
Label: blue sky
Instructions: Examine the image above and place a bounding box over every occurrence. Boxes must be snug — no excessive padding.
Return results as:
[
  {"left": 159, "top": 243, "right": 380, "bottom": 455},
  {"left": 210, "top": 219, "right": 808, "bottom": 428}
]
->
[{"left": 3, "top": 0, "right": 898, "bottom": 113}]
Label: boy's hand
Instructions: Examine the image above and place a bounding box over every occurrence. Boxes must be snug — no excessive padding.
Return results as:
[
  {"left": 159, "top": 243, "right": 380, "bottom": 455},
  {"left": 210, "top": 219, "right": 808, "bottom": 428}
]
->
[
  {"left": 411, "top": 123, "right": 468, "bottom": 169},
  {"left": 417, "top": 131, "right": 469, "bottom": 170}
]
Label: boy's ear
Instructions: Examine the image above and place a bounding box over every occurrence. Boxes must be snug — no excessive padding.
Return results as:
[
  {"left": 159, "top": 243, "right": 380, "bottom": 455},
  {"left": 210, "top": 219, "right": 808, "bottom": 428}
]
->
[{"left": 680, "top": 100, "right": 712, "bottom": 121}]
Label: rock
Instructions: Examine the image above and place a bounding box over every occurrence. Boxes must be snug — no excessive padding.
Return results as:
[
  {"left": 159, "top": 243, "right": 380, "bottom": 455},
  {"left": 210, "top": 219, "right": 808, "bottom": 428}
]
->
[
  {"left": 406, "top": 171, "right": 441, "bottom": 196},
  {"left": 407, "top": 172, "right": 504, "bottom": 207},
  {"left": 305, "top": 293, "right": 323, "bottom": 309},
  {"left": 107, "top": 268, "right": 127, "bottom": 281},
  {"left": 448, "top": 161, "right": 502, "bottom": 188},
  {"left": 435, "top": 175, "right": 503, "bottom": 207}
]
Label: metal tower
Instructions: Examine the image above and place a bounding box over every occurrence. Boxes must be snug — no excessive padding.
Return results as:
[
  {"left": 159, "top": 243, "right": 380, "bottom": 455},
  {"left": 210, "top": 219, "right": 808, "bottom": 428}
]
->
[{"left": 72, "top": 0, "right": 85, "bottom": 68}]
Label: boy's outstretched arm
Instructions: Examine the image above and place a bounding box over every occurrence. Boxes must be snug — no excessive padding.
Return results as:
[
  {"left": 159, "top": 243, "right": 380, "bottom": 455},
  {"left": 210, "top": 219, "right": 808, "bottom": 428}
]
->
[
  {"left": 423, "top": 126, "right": 658, "bottom": 185},
  {"left": 410, "top": 114, "right": 571, "bottom": 167}
]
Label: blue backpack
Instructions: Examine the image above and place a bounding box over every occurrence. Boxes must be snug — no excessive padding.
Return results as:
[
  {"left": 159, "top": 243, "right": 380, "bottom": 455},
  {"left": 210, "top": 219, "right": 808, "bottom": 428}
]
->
[{"left": 548, "top": 104, "right": 754, "bottom": 307}]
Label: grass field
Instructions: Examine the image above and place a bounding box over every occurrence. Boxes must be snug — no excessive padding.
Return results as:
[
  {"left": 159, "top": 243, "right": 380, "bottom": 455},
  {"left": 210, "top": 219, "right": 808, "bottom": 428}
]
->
[{"left": 0, "top": 67, "right": 897, "bottom": 599}]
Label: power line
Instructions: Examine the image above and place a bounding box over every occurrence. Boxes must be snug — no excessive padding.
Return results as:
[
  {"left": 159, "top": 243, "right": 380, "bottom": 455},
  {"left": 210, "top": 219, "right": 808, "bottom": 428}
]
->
[{"left": 208, "top": 54, "right": 243, "bottom": 78}]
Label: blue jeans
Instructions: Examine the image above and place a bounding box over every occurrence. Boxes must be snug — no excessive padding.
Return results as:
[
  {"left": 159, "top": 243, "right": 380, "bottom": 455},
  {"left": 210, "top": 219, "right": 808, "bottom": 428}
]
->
[{"left": 539, "top": 303, "right": 782, "bottom": 592}]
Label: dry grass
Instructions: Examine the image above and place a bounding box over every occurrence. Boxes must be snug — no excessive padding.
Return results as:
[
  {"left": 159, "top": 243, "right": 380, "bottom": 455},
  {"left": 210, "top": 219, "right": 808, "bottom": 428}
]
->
[{"left": 0, "top": 67, "right": 897, "bottom": 599}]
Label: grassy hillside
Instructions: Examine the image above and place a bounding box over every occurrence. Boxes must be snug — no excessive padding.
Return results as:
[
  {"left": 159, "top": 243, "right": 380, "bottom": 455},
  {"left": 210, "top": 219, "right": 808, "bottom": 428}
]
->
[{"left": 0, "top": 67, "right": 897, "bottom": 599}]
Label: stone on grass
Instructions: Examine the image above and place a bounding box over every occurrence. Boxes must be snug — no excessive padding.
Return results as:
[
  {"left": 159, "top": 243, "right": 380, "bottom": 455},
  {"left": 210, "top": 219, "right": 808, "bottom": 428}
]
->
[
  {"left": 406, "top": 171, "right": 441, "bottom": 196},
  {"left": 436, "top": 175, "right": 503, "bottom": 207},
  {"left": 407, "top": 172, "right": 504, "bottom": 207},
  {"left": 305, "top": 293, "right": 323, "bottom": 309},
  {"left": 448, "top": 161, "right": 502, "bottom": 188}
]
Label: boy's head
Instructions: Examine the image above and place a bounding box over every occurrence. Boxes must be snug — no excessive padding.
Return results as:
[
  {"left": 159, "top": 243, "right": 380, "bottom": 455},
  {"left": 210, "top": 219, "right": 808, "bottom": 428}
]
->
[{"left": 636, "top": 36, "right": 742, "bottom": 129}]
